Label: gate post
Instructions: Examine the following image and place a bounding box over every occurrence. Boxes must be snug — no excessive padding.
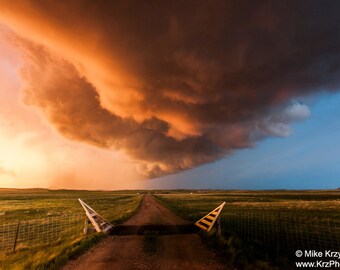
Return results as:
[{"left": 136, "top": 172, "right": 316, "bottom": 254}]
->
[
  {"left": 216, "top": 216, "right": 222, "bottom": 237},
  {"left": 83, "top": 218, "right": 89, "bottom": 236}
]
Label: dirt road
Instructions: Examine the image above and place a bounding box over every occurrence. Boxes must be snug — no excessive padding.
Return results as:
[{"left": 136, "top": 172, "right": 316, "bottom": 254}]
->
[{"left": 63, "top": 195, "right": 228, "bottom": 270}]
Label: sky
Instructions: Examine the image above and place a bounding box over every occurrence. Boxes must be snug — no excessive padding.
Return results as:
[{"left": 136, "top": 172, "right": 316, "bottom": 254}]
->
[
  {"left": 0, "top": 1, "right": 339, "bottom": 190},
  {"left": 145, "top": 92, "right": 340, "bottom": 190}
]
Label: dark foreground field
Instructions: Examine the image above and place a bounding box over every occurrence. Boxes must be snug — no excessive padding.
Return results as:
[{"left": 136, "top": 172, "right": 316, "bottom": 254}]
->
[{"left": 0, "top": 189, "right": 339, "bottom": 269}]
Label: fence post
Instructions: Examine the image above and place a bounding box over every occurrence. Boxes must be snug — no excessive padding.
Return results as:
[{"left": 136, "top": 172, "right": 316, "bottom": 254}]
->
[
  {"left": 278, "top": 212, "right": 284, "bottom": 251},
  {"left": 216, "top": 216, "right": 222, "bottom": 237},
  {"left": 84, "top": 218, "right": 89, "bottom": 236},
  {"left": 13, "top": 220, "right": 21, "bottom": 252}
]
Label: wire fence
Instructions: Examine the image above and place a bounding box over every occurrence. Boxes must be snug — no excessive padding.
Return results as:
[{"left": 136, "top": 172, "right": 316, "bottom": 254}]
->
[
  {"left": 220, "top": 211, "right": 340, "bottom": 254},
  {"left": 2, "top": 208, "right": 339, "bottom": 258},
  {"left": 0, "top": 215, "right": 85, "bottom": 252}
]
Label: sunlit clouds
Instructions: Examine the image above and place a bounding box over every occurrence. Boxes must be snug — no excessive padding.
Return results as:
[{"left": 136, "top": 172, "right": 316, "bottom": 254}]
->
[
  {"left": 0, "top": 1, "right": 340, "bottom": 185},
  {"left": 0, "top": 34, "right": 140, "bottom": 189}
]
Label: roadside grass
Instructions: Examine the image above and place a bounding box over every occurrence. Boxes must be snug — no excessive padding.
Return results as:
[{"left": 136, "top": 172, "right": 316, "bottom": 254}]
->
[
  {"left": 155, "top": 190, "right": 340, "bottom": 269},
  {"left": 0, "top": 189, "right": 143, "bottom": 270},
  {"left": 1, "top": 233, "right": 104, "bottom": 270}
]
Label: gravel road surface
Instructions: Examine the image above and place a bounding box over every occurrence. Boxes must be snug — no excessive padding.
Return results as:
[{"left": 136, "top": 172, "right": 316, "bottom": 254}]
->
[{"left": 63, "top": 195, "right": 229, "bottom": 270}]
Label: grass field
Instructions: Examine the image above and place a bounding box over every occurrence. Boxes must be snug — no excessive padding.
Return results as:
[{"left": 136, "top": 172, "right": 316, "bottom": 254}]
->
[
  {"left": 0, "top": 188, "right": 142, "bottom": 270},
  {"left": 1, "top": 189, "right": 339, "bottom": 269},
  {"left": 155, "top": 190, "right": 340, "bottom": 269},
  {"left": 155, "top": 190, "right": 340, "bottom": 218}
]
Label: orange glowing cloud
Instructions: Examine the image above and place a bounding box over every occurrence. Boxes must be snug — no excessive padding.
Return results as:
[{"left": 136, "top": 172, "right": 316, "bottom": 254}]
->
[
  {"left": 0, "top": 1, "right": 339, "bottom": 178},
  {"left": 0, "top": 34, "right": 139, "bottom": 189}
]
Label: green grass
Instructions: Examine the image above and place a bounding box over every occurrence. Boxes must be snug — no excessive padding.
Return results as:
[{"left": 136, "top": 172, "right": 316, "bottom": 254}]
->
[
  {"left": 0, "top": 188, "right": 143, "bottom": 222},
  {"left": 2, "top": 233, "right": 104, "bottom": 270},
  {"left": 0, "top": 189, "right": 143, "bottom": 270},
  {"left": 155, "top": 190, "right": 340, "bottom": 269},
  {"left": 155, "top": 190, "right": 340, "bottom": 220},
  {"left": 2, "top": 189, "right": 339, "bottom": 269}
]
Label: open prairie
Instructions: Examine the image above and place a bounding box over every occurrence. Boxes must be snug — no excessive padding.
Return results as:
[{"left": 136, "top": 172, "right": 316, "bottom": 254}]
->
[
  {"left": 155, "top": 190, "right": 340, "bottom": 219},
  {"left": 156, "top": 190, "right": 340, "bottom": 269},
  {"left": 0, "top": 189, "right": 339, "bottom": 270},
  {"left": 0, "top": 189, "right": 142, "bottom": 270},
  {"left": 0, "top": 188, "right": 143, "bottom": 222}
]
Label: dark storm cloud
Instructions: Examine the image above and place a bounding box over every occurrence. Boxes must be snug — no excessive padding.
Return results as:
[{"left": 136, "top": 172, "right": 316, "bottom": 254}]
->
[{"left": 1, "top": 0, "right": 340, "bottom": 177}]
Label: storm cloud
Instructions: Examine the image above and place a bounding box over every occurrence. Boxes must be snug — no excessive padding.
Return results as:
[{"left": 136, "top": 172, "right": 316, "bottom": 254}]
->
[{"left": 1, "top": 0, "right": 340, "bottom": 177}]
